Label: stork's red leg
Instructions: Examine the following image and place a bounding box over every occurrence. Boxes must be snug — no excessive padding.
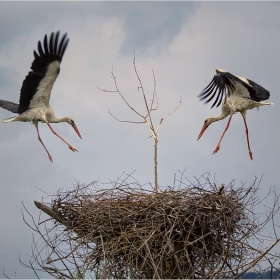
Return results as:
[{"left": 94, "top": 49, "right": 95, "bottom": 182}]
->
[
  {"left": 46, "top": 123, "right": 78, "bottom": 152},
  {"left": 242, "top": 115, "right": 253, "bottom": 160},
  {"left": 34, "top": 122, "right": 53, "bottom": 163},
  {"left": 213, "top": 115, "right": 233, "bottom": 155}
]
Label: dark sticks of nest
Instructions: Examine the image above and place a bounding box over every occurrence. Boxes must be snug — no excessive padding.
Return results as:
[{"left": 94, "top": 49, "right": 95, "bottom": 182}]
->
[{"left": 33, "top": 180, "right": 258, "bottom": 279}]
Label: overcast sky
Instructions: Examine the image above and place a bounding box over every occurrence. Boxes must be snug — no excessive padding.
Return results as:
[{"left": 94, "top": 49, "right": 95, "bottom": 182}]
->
[{"left": 1, "top": 1, "right": 280, "bottom": 278}]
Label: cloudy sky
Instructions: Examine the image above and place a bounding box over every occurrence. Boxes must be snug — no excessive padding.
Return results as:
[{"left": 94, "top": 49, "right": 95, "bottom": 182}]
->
[{"left": 1, "top": 1, "right": 280, "bottom": 278}]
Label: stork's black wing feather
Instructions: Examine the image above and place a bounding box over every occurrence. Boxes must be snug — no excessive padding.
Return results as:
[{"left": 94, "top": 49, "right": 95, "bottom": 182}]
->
[
  {"left": 198, "top": 71, "right": 236, "bottom": 108},
  {"left": 0, "top": 100, "right": 19, "bottom": 113},
  {"left": 18, "top": 31, "right": 69, "bottom": 114},
  {"left": 245, "top": 78, "right": 270, "bottom": 102}
]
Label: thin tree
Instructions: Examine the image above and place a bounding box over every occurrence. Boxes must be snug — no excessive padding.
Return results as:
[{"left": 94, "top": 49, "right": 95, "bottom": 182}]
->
[{"left": 98, "top": 52, "right": 181, "bottom": 192}]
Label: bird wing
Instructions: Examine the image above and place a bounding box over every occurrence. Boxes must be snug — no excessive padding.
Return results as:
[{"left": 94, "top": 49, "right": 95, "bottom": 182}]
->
[
  {"left": 198, "top": 71, "right": 236, "bottom": 108},
  {"left": 0, "top": 100, "right": 19, "bottom": 113},
  {"left": 199, "top": 70, "right": 270, "bottom": 109},
  {"left": 17, "top": 31, "right": 69, "bottom": 114},
  {"left": 245, "top": 78, "right": 270, "bottom": 102},
  {"left": 229, "top": 73, "right": 270, "bottom": 101}
]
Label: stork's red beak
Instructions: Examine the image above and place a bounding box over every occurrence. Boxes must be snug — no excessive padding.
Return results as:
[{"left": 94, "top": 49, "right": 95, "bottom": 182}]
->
[
  {"left": 72, "top": 124, "right": 82, "bottom": 139},
  {"left": 197, "top": 124, "right": 208, "bottom": 141}
]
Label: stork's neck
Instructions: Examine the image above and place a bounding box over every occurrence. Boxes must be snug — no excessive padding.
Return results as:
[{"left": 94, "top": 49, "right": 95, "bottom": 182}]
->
[
  {"left": 211, "top": 110, "right": 230, "bottom": 123},
  {"left": 48, "top": 115, "right": 69, "bottom": 123}
]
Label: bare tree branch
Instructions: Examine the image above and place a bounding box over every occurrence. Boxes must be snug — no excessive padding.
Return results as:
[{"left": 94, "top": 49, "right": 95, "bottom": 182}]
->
[
  {"left": 98, "top": 53, "right": 181, "bottom": 193},
  {"left": 2, "top": 269, "right": 10, "bottom": 279},
  {"left": 156, "top": 96, "right": 182, "bottom": 134},
  {"left": 108, "top": 109, "right": 145, "bottom": 124}
]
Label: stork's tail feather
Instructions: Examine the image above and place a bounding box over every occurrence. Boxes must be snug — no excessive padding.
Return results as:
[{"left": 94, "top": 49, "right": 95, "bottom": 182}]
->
[
  {"left": 256, "top": 101, "right": 274, "bottom": 111},
  {"left": 3, "top": 116, "right": 17, "bottom": 123},
  {"left": 262, "top": 101, "right": 274, "bottom": 105}
]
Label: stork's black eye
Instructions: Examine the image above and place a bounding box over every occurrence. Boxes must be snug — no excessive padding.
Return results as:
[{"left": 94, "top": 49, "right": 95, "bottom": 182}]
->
[{"left": 204, "top": 120, "right": 207, "bottom": 124}]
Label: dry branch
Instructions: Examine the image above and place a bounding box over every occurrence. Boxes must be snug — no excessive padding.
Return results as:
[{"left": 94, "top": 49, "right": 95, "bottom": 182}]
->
[{"left": 98, "top": 53, "right": 181, "bottom": 192}]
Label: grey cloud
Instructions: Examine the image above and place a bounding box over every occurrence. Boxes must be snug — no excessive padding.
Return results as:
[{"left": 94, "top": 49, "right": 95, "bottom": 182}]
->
[{"left": 0, "top": 2, "right": 199, "bottom": 54}]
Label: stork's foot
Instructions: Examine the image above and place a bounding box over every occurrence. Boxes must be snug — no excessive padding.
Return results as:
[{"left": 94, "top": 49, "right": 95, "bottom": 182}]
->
[
  {"left": 212, "top": 145, "right": 220, "bottom": 155},
  {"left": 249, "top": 151, "right": 253, "bottom": 160},
  {"left": 48, "top": 154, "right": 53, "bottom": 163},
  {"left": 68, "top": 145, "right": 78, "bottom": 152}
]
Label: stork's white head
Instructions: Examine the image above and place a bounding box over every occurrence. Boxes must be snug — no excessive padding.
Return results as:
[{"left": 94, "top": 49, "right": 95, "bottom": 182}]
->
[{"left": 197, "top": 117, "right": 217, "bottom": 141}]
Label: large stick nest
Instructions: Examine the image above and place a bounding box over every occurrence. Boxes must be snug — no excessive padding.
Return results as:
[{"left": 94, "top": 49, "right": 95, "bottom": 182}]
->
[{"left": 45, "top": 179, "right": 255, "bottom": 279}]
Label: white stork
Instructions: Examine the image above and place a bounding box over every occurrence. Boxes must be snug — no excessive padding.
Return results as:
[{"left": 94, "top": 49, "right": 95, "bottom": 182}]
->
[
  {"left": 0, "top": 31, "right": 82, "bottom": 162},
  {"left": 197, "top": 69, "right": 273, "bottom": 160}
]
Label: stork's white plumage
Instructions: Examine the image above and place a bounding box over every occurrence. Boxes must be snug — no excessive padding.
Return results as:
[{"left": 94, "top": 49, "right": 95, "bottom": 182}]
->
[
  {"left": 197, "top": 69, "right": 273, "bottom": 160},
  {"left": 0, "top": 31, "right": 82, "bottom": 162}
]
